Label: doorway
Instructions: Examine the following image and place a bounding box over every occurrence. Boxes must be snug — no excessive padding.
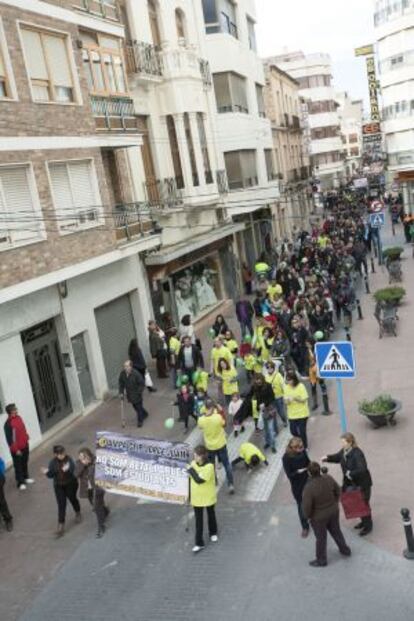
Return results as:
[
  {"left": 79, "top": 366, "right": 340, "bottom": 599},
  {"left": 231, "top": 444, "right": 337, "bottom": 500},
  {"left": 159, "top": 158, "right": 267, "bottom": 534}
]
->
[{"left": 71, "top": 333, "right": 95, "bottom": 407}]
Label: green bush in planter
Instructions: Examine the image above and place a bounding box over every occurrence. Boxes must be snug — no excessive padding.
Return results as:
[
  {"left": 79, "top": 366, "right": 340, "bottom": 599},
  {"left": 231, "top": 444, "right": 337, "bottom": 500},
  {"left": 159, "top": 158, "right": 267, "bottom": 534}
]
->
[
  {"left": 373, "top": 286, "right": 406, "bottom": 305},
  {"left": 382, "top": 246, "right": 404, "bottom": 261},
  {"left": 359, "top": 394, "right": 395, "bottom": 416}
]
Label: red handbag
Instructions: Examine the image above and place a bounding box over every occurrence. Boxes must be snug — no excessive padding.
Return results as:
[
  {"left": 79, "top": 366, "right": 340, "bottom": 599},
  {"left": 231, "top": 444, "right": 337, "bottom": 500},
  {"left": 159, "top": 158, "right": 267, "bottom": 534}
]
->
[{"left": 340, "top": 488, "right": 371, "bottom": 519}]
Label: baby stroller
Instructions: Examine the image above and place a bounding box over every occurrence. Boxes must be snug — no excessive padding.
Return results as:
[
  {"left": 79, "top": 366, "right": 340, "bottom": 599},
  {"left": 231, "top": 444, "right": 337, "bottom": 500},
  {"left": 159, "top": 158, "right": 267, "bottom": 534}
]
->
[{"left": 374, "top": 301, "right": 398, "bottom": 338}]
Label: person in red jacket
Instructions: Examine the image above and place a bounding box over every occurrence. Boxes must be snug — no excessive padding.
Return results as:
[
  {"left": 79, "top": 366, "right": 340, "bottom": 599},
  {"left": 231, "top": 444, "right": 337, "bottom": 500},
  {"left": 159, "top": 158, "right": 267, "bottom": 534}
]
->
[{"left": 3, "top": 403, "right": 34, "bottom": 490}]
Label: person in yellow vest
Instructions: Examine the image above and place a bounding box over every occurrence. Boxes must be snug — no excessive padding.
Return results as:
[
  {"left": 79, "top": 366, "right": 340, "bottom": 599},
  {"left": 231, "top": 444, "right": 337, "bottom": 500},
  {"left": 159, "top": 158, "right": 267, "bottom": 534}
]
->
[
  {"left": 198, "top": 399, "right": 234, "bottom": 493},
  {"left": 284, "top": 369, "right": 310, "bottom": 449},
  {"left": 267, "top": 280, "right": 283, "bottom": 302},
  {"left": 187, "top": 445, "right": 218, "bottom": 553},
  {"left": 210, "top": 337, "right": 234, "bottom": 377},
  {"left": 243, "top": 351, "right": 257, "bottom": 381},
  {"left": 231, "top": 442, "right": 269, "bottom": 470},
  {"left": 264, "top": 360, "right": 287, "bottom": 426},
  {"left": 223, "top": 330, "right": 239, "bottom": 356},
  {"left": 217, "top": 358, "right": 239, "bottom": 406},
  {"left": 256, "top": 327, "right": 274, "bottom": 364},
  {"left": 194, "top": 368, "right": 209, "bottom": 394},
  {"left": 168, "top": 328, "right": 181, "bottom": 389}
]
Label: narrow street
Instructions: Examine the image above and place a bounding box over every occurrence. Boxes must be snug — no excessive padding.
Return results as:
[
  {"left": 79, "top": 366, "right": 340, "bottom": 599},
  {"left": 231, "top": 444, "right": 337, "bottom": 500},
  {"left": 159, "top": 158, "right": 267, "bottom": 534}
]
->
[{"left": 1, "top": 219, "right": 414, "bottom": 621}]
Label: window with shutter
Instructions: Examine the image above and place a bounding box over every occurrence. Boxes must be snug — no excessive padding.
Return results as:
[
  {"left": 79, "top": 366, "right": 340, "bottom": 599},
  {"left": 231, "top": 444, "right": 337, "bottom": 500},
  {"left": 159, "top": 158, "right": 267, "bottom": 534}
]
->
[
  {"left": 80, "top": 31, "right": 127, "bottom": 96},
  {"left": 48, "top": 160, "right": 101, "bottom": 233},
  {"left": 0, "top": 165, "right": 43, "bottom": 248},
  {"left": 21, "top": 27, "right": 75, "bottom": 103}
]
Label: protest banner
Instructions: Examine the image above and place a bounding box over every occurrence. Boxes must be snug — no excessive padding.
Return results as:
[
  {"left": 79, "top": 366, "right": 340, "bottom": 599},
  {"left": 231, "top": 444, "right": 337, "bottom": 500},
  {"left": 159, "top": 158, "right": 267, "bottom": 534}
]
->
[{"left": 95, "top": 431, "right": 191, "bottom": 505}]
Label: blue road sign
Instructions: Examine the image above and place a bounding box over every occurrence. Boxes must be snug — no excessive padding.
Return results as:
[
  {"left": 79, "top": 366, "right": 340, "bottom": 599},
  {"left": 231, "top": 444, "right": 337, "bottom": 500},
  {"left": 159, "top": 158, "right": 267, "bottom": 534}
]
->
[
  {"left": 315, "top": 341, "right": 355, "bottom": 379},
  {"left": 369, "top": 212, "right": 385, "bottom": 228}
]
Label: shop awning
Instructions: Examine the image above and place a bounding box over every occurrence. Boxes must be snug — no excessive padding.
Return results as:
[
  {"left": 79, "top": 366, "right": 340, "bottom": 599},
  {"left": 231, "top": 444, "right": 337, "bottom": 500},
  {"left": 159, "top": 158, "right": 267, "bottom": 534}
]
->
[{"left": 145, "top": 223, "right": 245, "bottom": 265}]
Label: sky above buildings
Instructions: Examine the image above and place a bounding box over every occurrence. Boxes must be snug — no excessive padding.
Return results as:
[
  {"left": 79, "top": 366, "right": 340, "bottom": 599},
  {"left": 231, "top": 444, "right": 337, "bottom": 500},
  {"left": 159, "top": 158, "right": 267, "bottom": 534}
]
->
[{"left": 255, "top": 0, "right": 375, "bottom": 111}]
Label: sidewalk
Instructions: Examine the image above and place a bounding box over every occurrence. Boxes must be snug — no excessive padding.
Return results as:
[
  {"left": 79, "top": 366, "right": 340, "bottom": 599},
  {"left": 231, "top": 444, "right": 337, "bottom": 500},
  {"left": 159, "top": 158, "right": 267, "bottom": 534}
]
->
[
  {"left": 1, "top": 217, "right": 413, "bottom": 620},
  {"left": 275, "top": 217, "right": 414, "bottom": 556}
]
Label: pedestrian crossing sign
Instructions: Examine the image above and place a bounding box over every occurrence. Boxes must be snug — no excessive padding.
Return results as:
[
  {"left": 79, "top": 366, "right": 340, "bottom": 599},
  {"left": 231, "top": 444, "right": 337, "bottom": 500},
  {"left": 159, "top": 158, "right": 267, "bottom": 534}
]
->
[
  {"left": 315, "top": 341, "right": 355, "bottom": 379},
  {"left": 369, "top": 212, "right": 385, "bottom": 228}
]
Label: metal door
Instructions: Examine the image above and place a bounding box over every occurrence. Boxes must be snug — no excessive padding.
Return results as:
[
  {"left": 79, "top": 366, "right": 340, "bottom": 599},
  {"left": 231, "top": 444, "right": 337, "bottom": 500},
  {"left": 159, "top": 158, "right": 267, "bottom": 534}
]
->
[
  {"left": 95, "top": 295, "right": 136, "bottom": 390},
  {"left": 22, "top": 320, "right": 71, "bottom": 432},
  {"left": 71, "top": 333, "right": 95, "bottom": 406}
]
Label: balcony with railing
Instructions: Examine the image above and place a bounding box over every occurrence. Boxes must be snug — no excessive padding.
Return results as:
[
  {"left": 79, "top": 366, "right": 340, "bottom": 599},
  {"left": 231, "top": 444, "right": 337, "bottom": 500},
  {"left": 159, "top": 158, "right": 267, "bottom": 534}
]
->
[
  {"left": 143, "top": 177, "right": 183, "bottom": 208},
  {"left": 124, "top": 41, "right": 163, "bottom": 81},
  {"left": 113, "top": 202, "right": 155, "bottom": 241},
  {"left": 72, "top": 0, "right": 120, "bottom": 21},
  {"left": 90, "top": 95, "right": 139, "bottom": 131}
]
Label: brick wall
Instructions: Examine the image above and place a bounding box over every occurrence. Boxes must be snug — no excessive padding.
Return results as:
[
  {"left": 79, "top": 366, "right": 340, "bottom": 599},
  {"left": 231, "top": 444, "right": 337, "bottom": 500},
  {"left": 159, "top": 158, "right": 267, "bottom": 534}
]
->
[
  {"left": 0, "top": 148, "right": 118, "bottom": 289},
  {"left": 0, "top": 4, "right": 97, "bottom": 137}
]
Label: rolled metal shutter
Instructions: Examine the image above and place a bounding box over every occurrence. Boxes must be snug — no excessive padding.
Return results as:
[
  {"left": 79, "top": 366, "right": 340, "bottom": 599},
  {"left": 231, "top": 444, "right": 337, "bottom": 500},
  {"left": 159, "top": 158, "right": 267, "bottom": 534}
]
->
[{"left": 95, "top": 295, "right": 136, "bottom": 390}]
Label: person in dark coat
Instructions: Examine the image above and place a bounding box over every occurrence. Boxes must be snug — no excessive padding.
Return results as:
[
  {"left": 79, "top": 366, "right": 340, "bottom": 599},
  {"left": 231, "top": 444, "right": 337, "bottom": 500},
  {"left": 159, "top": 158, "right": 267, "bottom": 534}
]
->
[
  {"left": 282, "top": 437, "right": 310, "bottom": 537},
  {"left": 175, "top": 384, "right": 197, "bottom": 430},
  {"left": 211, "top": 314, "right": 229, "bottom": 337},
  {"left": 247, "top": 374, "right": 277, "bottom": 451},
  {"left": 75, "top": 448, "right": 109, "bottom": 538},
  {"left": 41, "top": 445, "right": 81, "bottom": 538},
  {"left": 322, "top": 432, "right": 373, "bottom": 536},
  {"left": 302, "top": 462, "right": 351, "bottom": 567},
  {"left": 235, "top": 299, "right": 254, "bottom": 337},
  {"left": 128, "top": 338, "right": 157, "bottom": 393},
  {"left": 0, "top": 456, "right": 13, "bottom": 531},
  {"left": 118, "top": 361, "right": 149, "bottom": 427},
  {"left": 176, "top": 336, "right": 203, "bottom": 378}
]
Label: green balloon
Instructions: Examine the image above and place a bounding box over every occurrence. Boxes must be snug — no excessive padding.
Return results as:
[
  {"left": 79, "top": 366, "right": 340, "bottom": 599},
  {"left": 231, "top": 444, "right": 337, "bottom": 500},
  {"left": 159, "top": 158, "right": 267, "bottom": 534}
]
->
[
  {"left": 208, "top": 328, "right": 216, "bottom": 338},
  {"left": 176, "top": 377, "right": 182, "bottom": 388},
  {"left": 181, "top": 374, "right": 189, "bottom": 384},
  {"left": 236, "top": 357, "right": 244, "bottom": 368},
  {"left": 314, "top": 331, "right": 324, "bottom": 341},
  {"left": 243, "top": 334, "right": 252, "bottom": 343},
  {"left": 164, "top": 417, "right": 175, "bottom": 430},
  {"left": 192, "top": 371, "right": 200, "bottom": 384}
]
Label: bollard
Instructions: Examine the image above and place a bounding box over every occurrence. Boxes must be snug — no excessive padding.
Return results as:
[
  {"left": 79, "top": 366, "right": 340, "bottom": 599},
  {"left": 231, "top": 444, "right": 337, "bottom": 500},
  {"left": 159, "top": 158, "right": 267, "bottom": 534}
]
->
[
  {"left": 401, "top": 508, "right": 414, "bottom": 560},
  {"left": 370, "top": 256, "right": 376, "bottom": 274},
  {"left": 356, "top": 299, "right": 363, "bottom": 320},
  {"left": 364, "top": 274, "right": 370, "bottom": 294}
]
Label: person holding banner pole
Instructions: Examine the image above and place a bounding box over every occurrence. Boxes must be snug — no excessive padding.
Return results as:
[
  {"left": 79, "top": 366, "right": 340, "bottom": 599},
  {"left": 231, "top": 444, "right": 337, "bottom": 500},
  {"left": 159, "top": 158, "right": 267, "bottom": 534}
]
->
[{"left": 187, "top": 445, "right": 218, "bottom": 553}]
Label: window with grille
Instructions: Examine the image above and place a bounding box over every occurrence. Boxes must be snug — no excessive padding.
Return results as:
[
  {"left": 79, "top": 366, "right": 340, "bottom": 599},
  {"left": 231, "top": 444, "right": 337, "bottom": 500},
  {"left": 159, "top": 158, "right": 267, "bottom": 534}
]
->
[
  {"left": 20, "top": 27, "right": 75, "bottom": 103},
  {"left": 48, "top": 160, "right": 101, "bottom": 233},
  {"left": 224, "top": 150, "right": 258, "bottom": 190},
  {"left": 81, "top": 31, "right": 127, "bottom": 96},
  {"left": 0, "top": 165, "right": 43, "bottom": 248}
]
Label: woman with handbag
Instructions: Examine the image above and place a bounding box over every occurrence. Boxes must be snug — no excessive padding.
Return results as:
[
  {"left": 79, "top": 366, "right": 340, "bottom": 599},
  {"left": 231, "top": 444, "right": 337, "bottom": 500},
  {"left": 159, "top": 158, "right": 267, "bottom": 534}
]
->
[{"left": 322, "top": 432, "right": 373, "bottom": 536}]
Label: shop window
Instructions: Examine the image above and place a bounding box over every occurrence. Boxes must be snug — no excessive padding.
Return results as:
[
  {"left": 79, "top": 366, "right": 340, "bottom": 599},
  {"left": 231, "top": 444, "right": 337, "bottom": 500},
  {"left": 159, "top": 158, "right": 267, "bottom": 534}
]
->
[
  {"left": 81, "top": 31, "right": 127, "bottom": 96},
  {"left": 213, "top": 71, "right": 248, "bottom": 113},
  {"left": 166, "top": 115, "right": 184, "bottom": 189},
  {"left": 169, "top": 257, "right": 222, "bottom": 321},
  {"left": 20, "top": 26, "right": 75, "bottom": 103}
]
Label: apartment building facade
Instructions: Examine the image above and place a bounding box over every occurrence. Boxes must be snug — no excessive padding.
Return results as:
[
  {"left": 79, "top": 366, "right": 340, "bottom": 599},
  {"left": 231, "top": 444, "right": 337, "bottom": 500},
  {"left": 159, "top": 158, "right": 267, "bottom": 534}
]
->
[
  {"left": 0, "top": 0, "right": 160, "bottom": 455},
  {"left": 201, "top": 0, "right": 280, "bottom": 266},
  {"left": 336, "top": 92, "right": 363, "bottom": 177},
  {"left": 263, "top": 63, "right": 312, "bottom": 238},
  {"left": 374, "top": 0, "right": 414, "bottom": 211},
  {"left": 267, "top": 51, "right": 346, "bottom": 190}
]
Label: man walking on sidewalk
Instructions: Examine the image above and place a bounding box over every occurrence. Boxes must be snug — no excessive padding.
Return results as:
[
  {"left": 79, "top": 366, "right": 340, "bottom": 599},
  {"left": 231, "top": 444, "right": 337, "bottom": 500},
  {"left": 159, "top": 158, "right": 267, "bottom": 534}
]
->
[
  {"left": 4, "top": 403, "right": 34, "bottom": 490},
  {"left": 119, "top": 361, "right": 149, "bottom": 428}
]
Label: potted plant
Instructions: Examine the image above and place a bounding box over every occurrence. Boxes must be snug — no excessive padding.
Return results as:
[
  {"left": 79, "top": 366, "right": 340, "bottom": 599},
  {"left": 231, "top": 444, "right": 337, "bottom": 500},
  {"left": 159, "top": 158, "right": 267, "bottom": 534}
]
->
[
  {"left": 382, "top": 246, "right": 404, "bottom": 262},
  {"left": 358, "top": 394, "right": 401, "bottom": 428},
  {"left": 373, "top": 286, "right": 406, "bottom": 306}
]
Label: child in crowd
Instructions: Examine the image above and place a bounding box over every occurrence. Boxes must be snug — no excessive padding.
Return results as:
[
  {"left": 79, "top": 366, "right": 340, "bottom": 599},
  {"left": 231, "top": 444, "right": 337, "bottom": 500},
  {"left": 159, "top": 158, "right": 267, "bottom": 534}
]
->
[
  {"left": 228, "top": 392, "right": 245, "bottom": 437},
  {"left": 194, "top": 388, "right": 207, "bottom": 418},
  {"left": 176, "top": 384, "right": 197, "bottom": 431}
]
